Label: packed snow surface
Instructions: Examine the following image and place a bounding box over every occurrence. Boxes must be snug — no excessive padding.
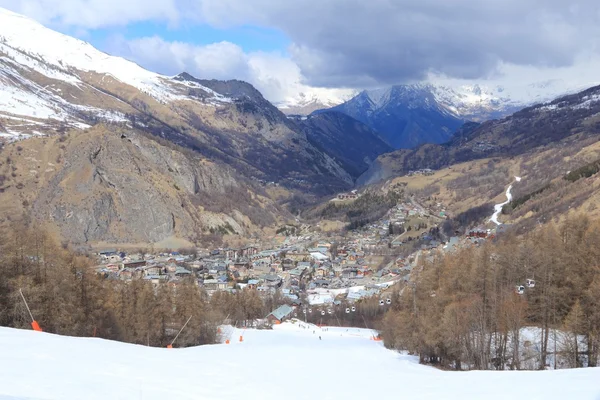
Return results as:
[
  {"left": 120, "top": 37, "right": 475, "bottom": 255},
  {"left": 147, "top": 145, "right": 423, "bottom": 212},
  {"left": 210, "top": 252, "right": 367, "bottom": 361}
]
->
[{"left": 1, "top": 321, "right": 599, "bottom": 400}]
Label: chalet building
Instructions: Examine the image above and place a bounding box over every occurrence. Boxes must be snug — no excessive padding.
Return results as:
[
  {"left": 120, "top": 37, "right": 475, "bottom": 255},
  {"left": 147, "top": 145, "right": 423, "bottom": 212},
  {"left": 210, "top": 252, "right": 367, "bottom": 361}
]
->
[
  {"left": 142, "top": 265, "right": 163, "bottom": 276},
  {"left": 203, "top": 279, "right": 228, "bottom": 292},
  {"left": 266, "top": 304, "right": 294, "bottom": 324}
]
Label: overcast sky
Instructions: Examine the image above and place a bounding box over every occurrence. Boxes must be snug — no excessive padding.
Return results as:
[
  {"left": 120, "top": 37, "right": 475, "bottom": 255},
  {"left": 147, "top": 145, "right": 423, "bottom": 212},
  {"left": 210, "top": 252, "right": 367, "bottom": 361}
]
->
[{"left": 2, "top": 0, "right": 600, "bottom": 104}]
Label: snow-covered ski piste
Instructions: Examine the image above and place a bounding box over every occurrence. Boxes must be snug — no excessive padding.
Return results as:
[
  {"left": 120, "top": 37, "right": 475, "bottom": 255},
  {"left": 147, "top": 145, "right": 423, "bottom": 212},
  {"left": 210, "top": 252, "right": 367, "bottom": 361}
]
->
[{"left": 1, "top": 321, "right": 599, "bottom": 400}]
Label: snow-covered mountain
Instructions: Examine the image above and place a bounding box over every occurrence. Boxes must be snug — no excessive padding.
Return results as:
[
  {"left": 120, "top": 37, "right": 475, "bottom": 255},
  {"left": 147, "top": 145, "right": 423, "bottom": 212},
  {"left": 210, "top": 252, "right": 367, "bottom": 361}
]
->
[
  {"left": 319, "top": 84, "right": 464, "bottom": 149},
  {"left": 277, "top": 90, "right": 353, "bottom": 116},
  {"left": 0, "top": 7, "right": 356, "bottom": 187},
  {"left": 0, "top": 7, "right": 233, "bottom": 140},
  {"left": 0, "top": 7, "right": 375, "bottom": 245},
  {"left": 316, "top": 81, "right": 594, "bottom": 149},
  {"left": 428, "top": 80, "right": 594, "bottom": 121}
]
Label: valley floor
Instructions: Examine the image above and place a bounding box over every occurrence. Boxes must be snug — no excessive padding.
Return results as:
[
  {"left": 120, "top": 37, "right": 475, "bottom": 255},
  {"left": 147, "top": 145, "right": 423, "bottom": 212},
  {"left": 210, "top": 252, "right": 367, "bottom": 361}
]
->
[{"left": 0, "top": 322, "right": 599, "bottom": 400}]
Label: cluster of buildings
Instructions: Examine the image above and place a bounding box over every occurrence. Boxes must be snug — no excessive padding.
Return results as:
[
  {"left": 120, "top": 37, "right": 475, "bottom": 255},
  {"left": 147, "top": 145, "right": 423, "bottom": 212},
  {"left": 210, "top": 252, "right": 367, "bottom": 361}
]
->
[
  {"left": 93, "top": 188, "right": 509, "bottom": 320},
  {"left": 94, "top": 235, "right": 404, "bottom": 308}
]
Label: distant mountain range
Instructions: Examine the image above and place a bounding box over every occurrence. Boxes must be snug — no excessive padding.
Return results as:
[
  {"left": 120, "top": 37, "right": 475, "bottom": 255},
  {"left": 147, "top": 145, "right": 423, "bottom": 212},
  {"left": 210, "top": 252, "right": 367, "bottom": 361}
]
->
[
  {"left": 357, "top": 84, "right": 600, "bottom": 186},
  {"left": 282, "top": 81, "right": 595, "bottom": 149},
  {"left": 316, "top": 85, "right": 463, "bottom": 149}
]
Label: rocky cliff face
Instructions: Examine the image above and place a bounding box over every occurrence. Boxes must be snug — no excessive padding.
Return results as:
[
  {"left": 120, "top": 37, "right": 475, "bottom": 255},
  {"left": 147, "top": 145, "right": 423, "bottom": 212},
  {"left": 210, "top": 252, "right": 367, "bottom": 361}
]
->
[
  {"left": 0, "top": 125, "right": 286, "bottom": 245},
  {"left": 297, "top": 111, "right": 393, "bottom": 179},
  {"left": 316, "top": 85, "right": 464, "bottom": 149}
]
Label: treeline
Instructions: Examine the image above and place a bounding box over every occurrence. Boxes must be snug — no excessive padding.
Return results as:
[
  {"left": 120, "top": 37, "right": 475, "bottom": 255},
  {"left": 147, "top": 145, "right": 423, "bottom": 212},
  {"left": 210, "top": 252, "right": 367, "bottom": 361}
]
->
[
  {"left": 502, "top": 184, "right": 551, "bottom": 214},
  {"left": 317, "top": 191, "right": 402, "bottom": 230},
  {"left": 381, "top": 215, "right": 600, "bottom": 370},
  {"left": 504, "top": 156, "right": 600, "bottom": 216},
  {"left": 565, "top": 157, "right": 600, "bottom": 182},
  {"left": 442, "top": 203, "right": 494, "bottom": 236},
  {"left": 0, "top": 223, "right": 285, "bottom": 347}
]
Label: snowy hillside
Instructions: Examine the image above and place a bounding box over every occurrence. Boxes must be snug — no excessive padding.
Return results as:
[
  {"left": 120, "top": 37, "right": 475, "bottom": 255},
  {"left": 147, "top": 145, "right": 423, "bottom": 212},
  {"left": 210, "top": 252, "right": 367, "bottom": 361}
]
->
[
  {"left": 1, "top": 322, "right": 599, "bottom": 400},
  {"left": 277, "top": 90, "right": 353, "bottom": 116},
  {"left": 0, "top": 7, "right": 230, "bottom": 102},
  {"left": 0, "top": 7, "right": 230, "bottom": 140}
]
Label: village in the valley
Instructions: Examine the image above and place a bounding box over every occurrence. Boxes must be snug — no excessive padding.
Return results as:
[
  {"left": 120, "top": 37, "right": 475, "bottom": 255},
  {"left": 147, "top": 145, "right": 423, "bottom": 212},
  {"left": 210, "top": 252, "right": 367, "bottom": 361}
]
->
[{"left": 94, "top": 186, "right": 503, "bottom": 325}]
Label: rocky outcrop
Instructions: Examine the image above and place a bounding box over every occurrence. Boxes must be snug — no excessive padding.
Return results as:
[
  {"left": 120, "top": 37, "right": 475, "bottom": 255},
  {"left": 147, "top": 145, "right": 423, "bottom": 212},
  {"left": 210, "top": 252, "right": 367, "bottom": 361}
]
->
[
  {"left": 298, "top": 111, "right": 392, "bottom": 179},
  {"left": 31, "top": 126, "right": 284, "bottom": 245}
]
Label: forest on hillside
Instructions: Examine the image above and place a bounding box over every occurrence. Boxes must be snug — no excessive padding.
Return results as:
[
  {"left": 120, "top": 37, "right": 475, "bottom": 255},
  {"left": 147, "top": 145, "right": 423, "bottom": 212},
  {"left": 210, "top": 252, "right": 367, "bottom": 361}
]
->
[
  {"left": 0, "top": 223, "right": 286, "bottom": 348},
  {"left": 381, "top": 215, "right": 600, "bottom": 370}
]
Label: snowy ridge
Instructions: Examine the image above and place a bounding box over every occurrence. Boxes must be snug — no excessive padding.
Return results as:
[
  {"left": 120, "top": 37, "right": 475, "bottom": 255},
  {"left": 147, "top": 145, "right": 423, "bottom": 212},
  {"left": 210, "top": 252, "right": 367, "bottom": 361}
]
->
[
  {"left": 277, "top": 89, "right": 355, "bottom": 115},
  {"left": 538, "top": 89, "right": 600, "bottom": 112},
  {"left": 1, "top": 322, "right": 599, "bottom": 400},
  {"left": 326, "top": 79, "right": 597, "bottom": 123},
  {"left": 0, "top": 7, "right": 203, "bottom": 102},
  {"left": 0, "top": 7, "right": 236, "bottom": 140}
]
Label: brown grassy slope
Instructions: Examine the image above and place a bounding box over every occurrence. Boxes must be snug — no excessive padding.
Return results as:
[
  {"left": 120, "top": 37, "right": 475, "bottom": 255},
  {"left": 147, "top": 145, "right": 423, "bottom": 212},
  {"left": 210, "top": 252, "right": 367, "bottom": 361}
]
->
[
  {"left": 381, "top": 136, "right": 600, "bottom": 231},
  {"left": 0, "top": 125, "right": 292, "bottom": 247}
]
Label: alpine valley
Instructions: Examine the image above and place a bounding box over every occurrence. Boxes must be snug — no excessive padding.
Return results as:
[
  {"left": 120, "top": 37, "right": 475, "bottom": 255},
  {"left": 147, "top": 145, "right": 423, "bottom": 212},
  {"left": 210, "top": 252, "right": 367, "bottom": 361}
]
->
[
  {"left": 0, "top": 7, "right": 392, "bottom": 247},
  {"left": 1, "top": 6, "right": 600, "bottom": 250}
]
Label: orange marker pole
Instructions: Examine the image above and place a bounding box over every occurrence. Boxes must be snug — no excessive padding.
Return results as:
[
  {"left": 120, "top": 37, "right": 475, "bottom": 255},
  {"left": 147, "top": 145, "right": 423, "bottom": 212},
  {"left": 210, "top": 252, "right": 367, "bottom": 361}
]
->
[{"left": 19, "top": 289, "right": 42, "bottom": 332}]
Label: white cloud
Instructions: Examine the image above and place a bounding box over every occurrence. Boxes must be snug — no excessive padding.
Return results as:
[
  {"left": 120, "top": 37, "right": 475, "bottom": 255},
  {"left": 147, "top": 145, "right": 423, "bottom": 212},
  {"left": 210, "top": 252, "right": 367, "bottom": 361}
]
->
[
  {"left": 0, "top": 0, "right": 180, "bottom": 28},
  {"left": 2, "top": 0, "right": 600, "bottom": 105},
  {"left": 183, "top": 0, "right": 600, "bottom": 87},
  {"left": 107, "top": 35, "right": 352, "bottom": 105}
]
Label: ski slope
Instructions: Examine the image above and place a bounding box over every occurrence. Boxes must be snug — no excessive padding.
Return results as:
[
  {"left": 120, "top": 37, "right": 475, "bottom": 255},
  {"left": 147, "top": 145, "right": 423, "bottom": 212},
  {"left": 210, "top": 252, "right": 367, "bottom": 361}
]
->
[
  {"left": 490, "top": 176, "right": 522, "bottom": 226},
  {"left": 0, "top": 322, "right": 599, "bottom": 400}
]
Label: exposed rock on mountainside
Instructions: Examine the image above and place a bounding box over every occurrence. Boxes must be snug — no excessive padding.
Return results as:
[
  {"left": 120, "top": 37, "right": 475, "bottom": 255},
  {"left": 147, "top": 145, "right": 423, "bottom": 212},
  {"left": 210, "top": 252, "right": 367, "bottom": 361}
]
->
[
  {"left": 0, "top": 126, "right": 287, "bottom": 245},
  {"left": 0, "top": 7, "right": 376, "bottom": 244},
  {"left": 0, "top": 8, "right": 353, "bottom": 195},
  {"left": 296, "top": 111, "right": 393, "bottom": 178},
  {"left": 317, "top": 85, "right": 464, "bottom": 149}
]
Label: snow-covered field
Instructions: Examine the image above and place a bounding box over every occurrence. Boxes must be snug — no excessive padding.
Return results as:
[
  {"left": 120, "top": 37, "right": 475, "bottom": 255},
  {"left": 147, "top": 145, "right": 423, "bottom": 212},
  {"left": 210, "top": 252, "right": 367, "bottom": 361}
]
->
[{"left": 0, "top": 321, "right": 599, "bottom": 400}]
